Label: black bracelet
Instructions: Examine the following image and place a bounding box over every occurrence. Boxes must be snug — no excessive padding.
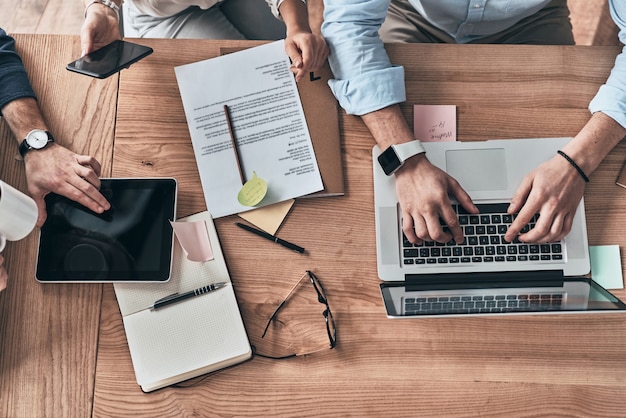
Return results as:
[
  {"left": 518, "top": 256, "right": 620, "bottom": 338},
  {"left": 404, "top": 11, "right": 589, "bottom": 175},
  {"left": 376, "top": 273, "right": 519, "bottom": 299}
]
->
[{"left": 557, "top": 150, "right": 589, "bottom": 183}]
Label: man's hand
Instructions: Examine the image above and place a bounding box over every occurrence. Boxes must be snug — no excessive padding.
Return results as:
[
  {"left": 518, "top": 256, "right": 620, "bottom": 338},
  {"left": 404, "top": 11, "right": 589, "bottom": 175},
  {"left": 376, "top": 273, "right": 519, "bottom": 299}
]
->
[
  {"left": 23, "top": 143, "right": 111, "bottom": 226},
  {"left": 80, "top": 2, "right": 121, "bottom": 55},
  {"left": 505, "top": 112, "right": 626, "bottom": 243},
  {"left": 505, "top": 154, "right": 584, "bottom": 243},
  {"left": 395, "top": 154, "right": 478, "bottom": 244},
  {"left": 0, "top": 254, "right": 7, "bottom": 292}
]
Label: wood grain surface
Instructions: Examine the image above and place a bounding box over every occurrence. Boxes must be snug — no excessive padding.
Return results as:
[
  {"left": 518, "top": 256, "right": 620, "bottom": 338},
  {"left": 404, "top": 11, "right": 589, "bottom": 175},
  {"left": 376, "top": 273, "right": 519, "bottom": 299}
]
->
[
  {"left": 94, "top": 38, "right": 626, "bottom": 417},
  {"left": 1, "top": 34, "right": 625, "bottom": 417}
]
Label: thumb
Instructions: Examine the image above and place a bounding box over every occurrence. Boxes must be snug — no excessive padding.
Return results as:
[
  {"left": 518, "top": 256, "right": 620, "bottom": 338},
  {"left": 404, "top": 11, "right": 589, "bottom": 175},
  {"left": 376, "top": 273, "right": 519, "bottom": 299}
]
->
[
  {"left": 34, "top": 195, "right": 48, "bottom": 228},
  {"left": 284, "top": 42, "right": 303, "bottom": 69}
]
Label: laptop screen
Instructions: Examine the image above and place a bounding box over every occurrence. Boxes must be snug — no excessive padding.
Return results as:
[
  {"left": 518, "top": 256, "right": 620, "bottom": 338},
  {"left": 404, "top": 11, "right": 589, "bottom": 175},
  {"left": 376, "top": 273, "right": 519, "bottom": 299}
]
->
[{"left": 380, "top": 277, "right": 626, "bottom": 318}]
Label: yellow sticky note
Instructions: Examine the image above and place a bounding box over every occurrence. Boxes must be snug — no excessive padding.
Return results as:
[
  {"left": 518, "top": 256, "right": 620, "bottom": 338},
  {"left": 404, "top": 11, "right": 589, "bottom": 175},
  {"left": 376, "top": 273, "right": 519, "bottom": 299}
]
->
[{"left": 237, "top": 172, "right": 267, "bottom": 207}]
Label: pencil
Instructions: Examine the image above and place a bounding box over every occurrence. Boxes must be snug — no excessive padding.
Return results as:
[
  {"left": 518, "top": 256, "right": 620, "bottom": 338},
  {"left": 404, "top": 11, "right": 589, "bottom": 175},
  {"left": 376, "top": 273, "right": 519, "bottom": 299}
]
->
[{"left": 223, "top": 104, "right": 246, "bottom": 184}]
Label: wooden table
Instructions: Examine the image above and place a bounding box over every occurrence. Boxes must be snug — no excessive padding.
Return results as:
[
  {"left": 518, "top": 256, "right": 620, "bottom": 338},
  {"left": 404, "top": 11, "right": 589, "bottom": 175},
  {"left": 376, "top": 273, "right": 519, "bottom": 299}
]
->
[{"left": 2, "top": 35, "right": 626, "bottom": 417}]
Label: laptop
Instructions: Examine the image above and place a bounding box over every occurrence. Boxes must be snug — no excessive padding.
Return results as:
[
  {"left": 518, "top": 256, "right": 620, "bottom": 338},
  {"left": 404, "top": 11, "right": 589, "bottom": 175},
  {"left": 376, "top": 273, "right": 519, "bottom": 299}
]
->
[{"left": 373, "top": 137, "right": 626, "bottom": 317}]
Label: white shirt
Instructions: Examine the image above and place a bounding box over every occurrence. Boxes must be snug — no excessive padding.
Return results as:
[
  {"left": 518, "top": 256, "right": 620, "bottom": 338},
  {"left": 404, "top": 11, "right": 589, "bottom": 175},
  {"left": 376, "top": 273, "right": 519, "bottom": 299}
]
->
[{"left": 130, "top": 0, "right": 286, "bottom": 18}]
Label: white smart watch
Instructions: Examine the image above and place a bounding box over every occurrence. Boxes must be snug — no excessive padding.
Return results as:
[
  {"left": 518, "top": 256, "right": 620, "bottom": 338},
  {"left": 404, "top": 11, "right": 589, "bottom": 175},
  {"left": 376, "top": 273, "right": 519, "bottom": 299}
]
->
[
  {"left": 19, "top": 129, "right": 54, "bottom": 158},
  {"left": 377, "top": 140, "right": 426, "bottom": 176}
]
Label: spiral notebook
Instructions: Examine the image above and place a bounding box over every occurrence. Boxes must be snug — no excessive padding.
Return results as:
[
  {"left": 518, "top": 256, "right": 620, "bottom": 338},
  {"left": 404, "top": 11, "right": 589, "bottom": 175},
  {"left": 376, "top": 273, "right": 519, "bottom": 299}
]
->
[{"left": 114, "top": 211, "right": 251, "bottom": 392}]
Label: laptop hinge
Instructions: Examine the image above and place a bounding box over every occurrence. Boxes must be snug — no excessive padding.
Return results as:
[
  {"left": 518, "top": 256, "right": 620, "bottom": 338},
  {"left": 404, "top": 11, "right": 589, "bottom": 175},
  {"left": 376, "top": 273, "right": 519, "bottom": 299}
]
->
[{"left": 405, "top": 270, "right": 565, "bottom": 292}]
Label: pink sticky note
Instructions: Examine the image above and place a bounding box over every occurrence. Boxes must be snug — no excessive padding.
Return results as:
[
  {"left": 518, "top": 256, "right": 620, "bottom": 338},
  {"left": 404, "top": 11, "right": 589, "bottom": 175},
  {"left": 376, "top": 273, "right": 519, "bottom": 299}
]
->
[
  {"left": 170, "top": 220, "right": 214, "bottom": 262},
  {"left": 413, "top": 105, "right": 457, "bottom": 142}
]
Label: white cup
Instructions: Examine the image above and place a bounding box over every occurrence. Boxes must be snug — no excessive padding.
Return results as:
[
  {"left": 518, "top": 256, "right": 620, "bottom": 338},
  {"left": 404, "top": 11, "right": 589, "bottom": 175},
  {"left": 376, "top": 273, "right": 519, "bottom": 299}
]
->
[{"left": 0, "top": 180, "right": 38, "bottom": 252}]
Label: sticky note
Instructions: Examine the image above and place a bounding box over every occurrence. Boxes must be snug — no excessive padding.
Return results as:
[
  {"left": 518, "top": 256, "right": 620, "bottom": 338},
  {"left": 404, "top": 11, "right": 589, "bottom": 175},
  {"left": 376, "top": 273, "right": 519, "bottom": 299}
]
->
[
  {"left": 238, "top": 199, "right": 295, "bottom": 235},
  {"left": 238, "top": 171, "right": 268, "bottom": 207},
  {"left": 589, "top": 245, "right": 624, "bottom": 289},
  {"left": 413, "top": 104, "right": 456, "bottom": 142}
]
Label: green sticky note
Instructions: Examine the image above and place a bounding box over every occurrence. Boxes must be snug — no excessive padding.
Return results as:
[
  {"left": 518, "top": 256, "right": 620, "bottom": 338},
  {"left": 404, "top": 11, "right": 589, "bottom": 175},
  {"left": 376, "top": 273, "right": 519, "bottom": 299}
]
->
[
  {"left": 237, "top": 172, "right": 267, "bottom": 207},
  {"left": 589, "top": 245, "right": 624, "bottom": 289}
]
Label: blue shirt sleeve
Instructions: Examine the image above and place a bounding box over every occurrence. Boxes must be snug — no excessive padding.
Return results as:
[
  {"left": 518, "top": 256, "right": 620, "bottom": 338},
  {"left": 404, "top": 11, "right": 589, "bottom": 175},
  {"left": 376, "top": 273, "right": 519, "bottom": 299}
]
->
[
  {"left": 0, "top": 28, "right": 36, "bottom": 113},
  {"left": 588, "top": 0, "right": 626, "bottom": 129},
  {"left": 322, "top": 0, "right": 406, "bottom": 116}
]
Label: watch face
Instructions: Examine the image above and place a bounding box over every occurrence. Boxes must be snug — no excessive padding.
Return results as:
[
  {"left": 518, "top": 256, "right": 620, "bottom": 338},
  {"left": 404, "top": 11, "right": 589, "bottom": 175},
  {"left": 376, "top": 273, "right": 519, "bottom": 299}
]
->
[
  {"left": 26, "top": 130, "right": 49, "bottom": 150},
  {"left": 378, "top": 146, "right": 402, "bottom": 176}
]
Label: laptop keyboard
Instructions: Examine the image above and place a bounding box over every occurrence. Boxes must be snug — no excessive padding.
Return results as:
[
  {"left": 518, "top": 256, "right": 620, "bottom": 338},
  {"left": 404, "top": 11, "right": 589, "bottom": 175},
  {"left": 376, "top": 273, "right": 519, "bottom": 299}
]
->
[
  {"left": 403, "top": 293, "right": 564, "bottom": 315},
  {"left": 402, "top": 203, "right": 565, "bottom": 266}
]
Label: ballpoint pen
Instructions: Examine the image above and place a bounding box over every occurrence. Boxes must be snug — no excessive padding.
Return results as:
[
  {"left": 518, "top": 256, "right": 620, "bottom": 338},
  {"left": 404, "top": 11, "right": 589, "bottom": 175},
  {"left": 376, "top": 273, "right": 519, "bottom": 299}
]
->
[
  {"left": 235, "top": 222, "right": 305, "bottom": 254},
  {"left": 151, "top": 282, "right": 228, "bottom": 311}
]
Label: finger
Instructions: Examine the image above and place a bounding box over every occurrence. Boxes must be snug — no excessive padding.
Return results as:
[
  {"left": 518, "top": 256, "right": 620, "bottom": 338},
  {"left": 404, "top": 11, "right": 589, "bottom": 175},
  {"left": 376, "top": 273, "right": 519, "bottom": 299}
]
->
[
  {"left": 409, "top": 214, "right": 429, "bottom": 244},
  {"left": 449, "top": 178, "right": 478, "bottom": 215},
  {"left": 505, "top": 204, "right": 539, "bottom": 243},
  {"left": 284, "top": 42, "right": 303, "bottom": 70},
  {"left": 508, "top": 175, "right": 532, "bottom": 215},
  {"left": 402, "top": 213, "right": 419, "bottom": 244},
  {"left": 76, "top": 154, "right": 102, "bottom": 177},
  {"left": 422, "top": 211, "right": 450, "bottom": 244},
  {"left": 515, "top": 207, "right": 553, "bottom": 243},
  {"left": 439, "top": 206, "right": 463, "bottom": 244},
  {"left": 33, "top": 195, "right": 48, "bottom": 227}
]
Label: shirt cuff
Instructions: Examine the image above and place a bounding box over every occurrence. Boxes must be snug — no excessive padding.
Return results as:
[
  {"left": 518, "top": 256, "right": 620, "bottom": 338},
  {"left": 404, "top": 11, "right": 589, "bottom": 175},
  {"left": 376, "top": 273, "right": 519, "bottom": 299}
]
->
[
  {"left": 589, "top": 84, "right": 626, "bottom": 130},
  {"left": 328, "top": 66, "right": 406, "bottom": 116}
]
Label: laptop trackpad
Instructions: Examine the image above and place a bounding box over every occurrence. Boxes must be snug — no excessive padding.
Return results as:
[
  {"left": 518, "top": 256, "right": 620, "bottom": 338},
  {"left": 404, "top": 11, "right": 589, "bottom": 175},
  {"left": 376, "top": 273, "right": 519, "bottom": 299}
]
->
[{"left": 445, "top": 148, "right": 507, "bottom": 191}]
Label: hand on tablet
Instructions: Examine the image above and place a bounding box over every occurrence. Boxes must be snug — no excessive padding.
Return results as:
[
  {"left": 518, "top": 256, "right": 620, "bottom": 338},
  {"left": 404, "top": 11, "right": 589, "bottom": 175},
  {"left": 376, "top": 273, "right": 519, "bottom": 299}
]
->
[{"left": 23, "top": 143, "right": 111, "bottom": 227}]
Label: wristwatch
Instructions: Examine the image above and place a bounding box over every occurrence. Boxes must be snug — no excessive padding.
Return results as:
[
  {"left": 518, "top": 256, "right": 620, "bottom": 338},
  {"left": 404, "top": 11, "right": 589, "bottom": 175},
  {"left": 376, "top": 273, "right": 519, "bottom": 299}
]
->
[
  {"left": 18, "top": 129, "right": 55, "bottom": 158},
  {"left": 378, "top": 140, "right": 426, "bottom": 176}
]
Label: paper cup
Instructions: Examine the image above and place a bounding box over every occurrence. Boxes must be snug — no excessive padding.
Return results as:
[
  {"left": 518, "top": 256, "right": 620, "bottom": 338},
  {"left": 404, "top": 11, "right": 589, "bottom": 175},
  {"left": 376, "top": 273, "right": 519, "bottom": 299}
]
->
[{"left": 0, "top": 180, "right": 38, "bottom": 252}]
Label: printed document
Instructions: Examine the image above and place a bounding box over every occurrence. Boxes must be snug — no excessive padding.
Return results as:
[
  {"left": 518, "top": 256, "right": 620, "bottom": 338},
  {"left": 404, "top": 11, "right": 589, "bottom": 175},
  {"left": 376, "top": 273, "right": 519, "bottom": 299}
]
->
[{"left": 175, "top": 41, "right": 323, "bottom": 217}]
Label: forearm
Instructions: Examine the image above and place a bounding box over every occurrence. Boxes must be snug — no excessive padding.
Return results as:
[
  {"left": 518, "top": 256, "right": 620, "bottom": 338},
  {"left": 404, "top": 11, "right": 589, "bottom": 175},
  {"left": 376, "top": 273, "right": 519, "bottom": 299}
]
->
[
  {"left": 307, "top": 0, "right": 324, "bottom": 36},
  {"left": 563, "top": 112, "right": 626, "bottom": 176},
  {"left": 361, "top": 104, "right": 415, "bottom": 149},
  {"left": 279, "top": 0, "right": 311, "bottom": 35},
  {"left": 1, "top": 97, "right": 47, "bottom": 145}
]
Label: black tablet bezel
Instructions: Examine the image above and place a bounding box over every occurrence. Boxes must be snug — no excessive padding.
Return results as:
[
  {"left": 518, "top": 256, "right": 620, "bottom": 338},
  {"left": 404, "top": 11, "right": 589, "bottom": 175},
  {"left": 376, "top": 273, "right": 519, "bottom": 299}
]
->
[{"left": 35, "top": 178, "right": 177, "bottom": 283}]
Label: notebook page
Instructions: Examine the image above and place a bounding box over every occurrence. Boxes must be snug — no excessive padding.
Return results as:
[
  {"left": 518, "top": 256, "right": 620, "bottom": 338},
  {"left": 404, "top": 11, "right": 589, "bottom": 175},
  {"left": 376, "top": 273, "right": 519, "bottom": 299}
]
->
[{"left": 122, "top": 284, "right": 251, "bottom": 388}]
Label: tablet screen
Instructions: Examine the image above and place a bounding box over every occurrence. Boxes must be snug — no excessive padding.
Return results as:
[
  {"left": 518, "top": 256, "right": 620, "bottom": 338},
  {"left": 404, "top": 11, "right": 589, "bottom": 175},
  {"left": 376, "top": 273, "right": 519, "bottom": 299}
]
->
[{"left": 36, "top": 178, "right": 177, "bottom": 282}]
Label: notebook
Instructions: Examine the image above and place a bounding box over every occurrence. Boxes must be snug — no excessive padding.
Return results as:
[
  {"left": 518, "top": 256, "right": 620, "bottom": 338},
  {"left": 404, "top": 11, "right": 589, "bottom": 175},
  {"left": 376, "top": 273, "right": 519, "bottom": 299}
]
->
[
  {"left": 373, "top": 137, "right": 626, "bottom": 317},
  {"left": 114, "top": 211, "right": 251, "bottom": 391}
]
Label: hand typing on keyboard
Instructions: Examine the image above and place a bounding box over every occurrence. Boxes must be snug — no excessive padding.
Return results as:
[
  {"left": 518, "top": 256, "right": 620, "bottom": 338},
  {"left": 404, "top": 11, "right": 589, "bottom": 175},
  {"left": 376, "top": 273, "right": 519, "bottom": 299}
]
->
[
  {"left": 504, "top": 151, "right": 586, "bottom": 243},
  {"left": 402, "top": 203, "right": 565, "bottom": 267}
]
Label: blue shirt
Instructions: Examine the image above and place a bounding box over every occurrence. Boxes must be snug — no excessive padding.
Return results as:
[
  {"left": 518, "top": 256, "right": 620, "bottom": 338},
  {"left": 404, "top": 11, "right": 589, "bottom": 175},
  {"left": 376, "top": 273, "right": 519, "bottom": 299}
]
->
[
  {"left": 323, "top": 0, "right": 626, "bottom": 131},
  {"left": 0, "top": 28, "right": 36, "bottom": 113}
]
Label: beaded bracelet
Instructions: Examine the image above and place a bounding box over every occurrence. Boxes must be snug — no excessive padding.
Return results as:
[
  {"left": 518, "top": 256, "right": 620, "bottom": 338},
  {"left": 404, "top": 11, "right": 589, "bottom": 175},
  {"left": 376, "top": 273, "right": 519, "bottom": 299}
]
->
[
  {"left": 557, "top": 150, "right": 589, "bottom": 183},
  {"left": 84, "top": 0, "right": 123, "bottom": 19}
]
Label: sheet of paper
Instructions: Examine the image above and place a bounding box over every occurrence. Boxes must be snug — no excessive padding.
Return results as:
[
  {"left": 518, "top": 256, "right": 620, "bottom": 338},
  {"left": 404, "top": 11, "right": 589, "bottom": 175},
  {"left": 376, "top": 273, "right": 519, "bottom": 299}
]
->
[
  {"left": 175, "top": 40, "right": 323, "bottom": 218},
  {"left": 238, "top": 199, "right": 295, "bottom": 235},
  {"left": 589, "top": 245, "right": 624, "bottom": 289},
  {"left": 413, "top": 105, "right": 456, "bottom": 142}
]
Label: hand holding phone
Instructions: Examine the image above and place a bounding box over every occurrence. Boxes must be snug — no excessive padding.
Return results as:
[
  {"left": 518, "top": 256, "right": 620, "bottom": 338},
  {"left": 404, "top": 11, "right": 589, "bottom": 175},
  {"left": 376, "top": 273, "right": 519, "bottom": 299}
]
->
[{"left": 67, "top": 40, "right": 153, "bottom": 79}]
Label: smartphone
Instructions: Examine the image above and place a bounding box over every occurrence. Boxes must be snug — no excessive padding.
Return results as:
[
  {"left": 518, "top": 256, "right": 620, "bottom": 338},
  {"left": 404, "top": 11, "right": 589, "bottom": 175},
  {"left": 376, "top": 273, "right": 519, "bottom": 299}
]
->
[{"left": 66, "top": 40, "right": 153, "bottom": 79}]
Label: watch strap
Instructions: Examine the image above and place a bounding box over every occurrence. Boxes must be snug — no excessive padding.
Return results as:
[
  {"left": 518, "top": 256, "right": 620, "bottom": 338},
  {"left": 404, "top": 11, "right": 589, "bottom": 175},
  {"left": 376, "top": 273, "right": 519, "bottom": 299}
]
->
[{"left": 392, "top": 140, "right": 426, "bottom": 163}]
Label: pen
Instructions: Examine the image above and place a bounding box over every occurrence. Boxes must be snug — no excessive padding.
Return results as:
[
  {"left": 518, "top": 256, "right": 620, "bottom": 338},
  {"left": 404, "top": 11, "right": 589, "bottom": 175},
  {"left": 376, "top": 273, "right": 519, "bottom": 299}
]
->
[
  {"left": 151, "top": 282, "right": 228, "bottom": 311},
  {"left": 224, "top": 104, "right": 246, "bottom": 184},
  {"left": 235, "top": 222, "right": 305, "bottom": 254}
]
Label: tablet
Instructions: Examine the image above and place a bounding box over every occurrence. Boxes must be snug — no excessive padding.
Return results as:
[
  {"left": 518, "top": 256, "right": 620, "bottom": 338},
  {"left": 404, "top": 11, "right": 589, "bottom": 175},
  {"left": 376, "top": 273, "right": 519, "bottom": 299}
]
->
[{"left": 36, "top": 178, "right": 177, "bottom": 283}]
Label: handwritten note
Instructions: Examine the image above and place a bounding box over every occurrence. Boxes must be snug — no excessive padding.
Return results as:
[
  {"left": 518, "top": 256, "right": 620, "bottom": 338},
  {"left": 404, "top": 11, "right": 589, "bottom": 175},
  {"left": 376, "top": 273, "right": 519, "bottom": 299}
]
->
[{"left": 413, "top": 105, "right": 457, "bottom": 142}]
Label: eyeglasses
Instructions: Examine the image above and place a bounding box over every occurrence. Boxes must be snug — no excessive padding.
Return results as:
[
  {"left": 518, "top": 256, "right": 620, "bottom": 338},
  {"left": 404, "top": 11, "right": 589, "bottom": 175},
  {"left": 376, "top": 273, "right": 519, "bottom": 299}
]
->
[{"left": 258, "top": 270, "right": 336, "bottom": 359}]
